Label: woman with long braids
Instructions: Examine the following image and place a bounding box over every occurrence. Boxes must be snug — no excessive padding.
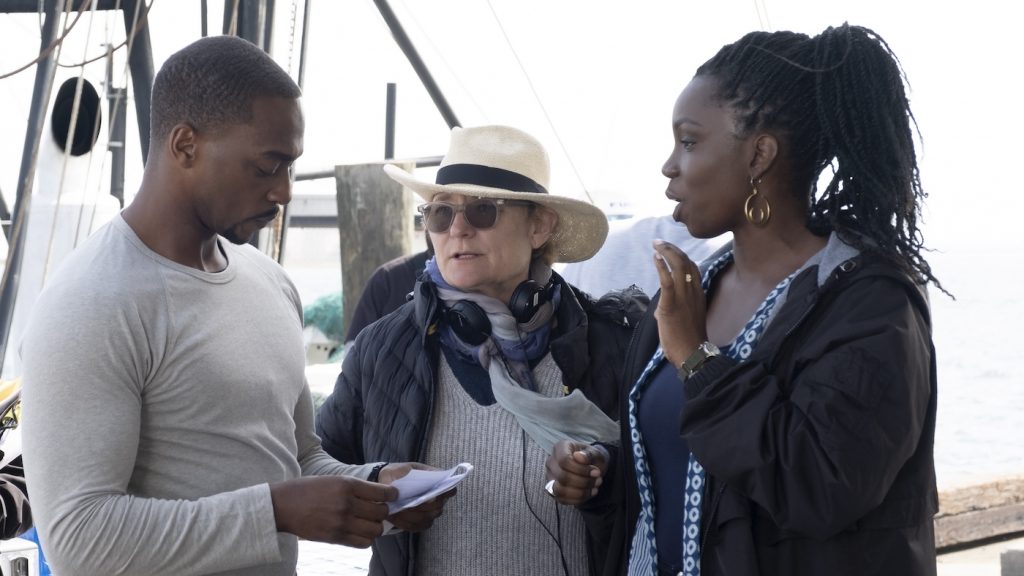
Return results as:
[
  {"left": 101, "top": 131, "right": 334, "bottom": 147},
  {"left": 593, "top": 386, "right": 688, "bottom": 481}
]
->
[{"left": 547, "top": 24, "right": 941, "bottom": 576}]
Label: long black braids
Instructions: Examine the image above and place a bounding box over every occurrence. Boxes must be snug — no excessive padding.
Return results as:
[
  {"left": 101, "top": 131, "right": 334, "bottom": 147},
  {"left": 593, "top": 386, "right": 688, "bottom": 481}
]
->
[{"left": 696, "top": 23, "right": 946, "bottom": 294}]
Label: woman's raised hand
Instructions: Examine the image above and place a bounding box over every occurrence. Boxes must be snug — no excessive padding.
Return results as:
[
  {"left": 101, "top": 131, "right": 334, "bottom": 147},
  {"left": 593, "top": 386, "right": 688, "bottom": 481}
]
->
[{"left": 652, "top": 239, "right": 708, "bottom": 369}]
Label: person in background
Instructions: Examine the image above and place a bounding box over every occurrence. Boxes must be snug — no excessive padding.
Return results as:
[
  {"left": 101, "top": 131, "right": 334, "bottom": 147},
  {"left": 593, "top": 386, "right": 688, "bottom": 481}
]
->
[
  {"left": 344, "top": 236, "right": 433, "bottom": 344},
  {"left": 547, "top": 23, "right": 941, "bottom": 576},
  {"left": 558, "top": 214, "right": 727, "bottom": 297},
  {"left": 317, "top": 124, "right": 647, "bottom": 576},
  {"left": 20, "top": 35, "right": 448, "bottom": 576}
]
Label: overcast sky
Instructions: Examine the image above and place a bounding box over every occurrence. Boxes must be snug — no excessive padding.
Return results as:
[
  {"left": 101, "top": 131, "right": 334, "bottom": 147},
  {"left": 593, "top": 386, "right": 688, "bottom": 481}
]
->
[{"left": 1, "top": 0, "right": 1020, "bottom": 259}]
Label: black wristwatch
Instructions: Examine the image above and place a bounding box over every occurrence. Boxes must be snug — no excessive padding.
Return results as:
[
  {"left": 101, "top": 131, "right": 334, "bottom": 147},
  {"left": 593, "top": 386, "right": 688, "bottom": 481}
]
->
[
  {"left": 368, "top": 462, "right": 389, "bottom": 483},
  {"left": 678, "top": 341, "right": 721, "bottom": 379}
]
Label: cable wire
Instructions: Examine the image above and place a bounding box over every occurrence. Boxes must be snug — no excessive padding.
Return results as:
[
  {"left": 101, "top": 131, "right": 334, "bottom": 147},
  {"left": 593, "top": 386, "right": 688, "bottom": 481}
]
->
[
  {"left": 43, "top": 0, "right": 102, "bottom": 282},
  {"left": 753, "top": 0, "right": 773, "bottom": 31},
  {"left": 394, "top": 0, "right": 490, "bottom": 123},
  {"left": 484, "top": 0, "right": 593, "bottom": 204},
  {"left": 36, "top": 0, "right": 155, "bottom": 283},
  {"left": 520, "top": 430, "right": 571, "bottom": 576},
  {"left": 55, "top": 0, "right": 152, "bottom": 69}
]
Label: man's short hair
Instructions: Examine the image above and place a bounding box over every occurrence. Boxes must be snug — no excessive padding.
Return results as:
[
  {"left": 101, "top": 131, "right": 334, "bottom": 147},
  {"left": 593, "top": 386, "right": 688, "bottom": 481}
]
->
[{"left": 150, "top": 35, "right": 301, "bottom": 147}]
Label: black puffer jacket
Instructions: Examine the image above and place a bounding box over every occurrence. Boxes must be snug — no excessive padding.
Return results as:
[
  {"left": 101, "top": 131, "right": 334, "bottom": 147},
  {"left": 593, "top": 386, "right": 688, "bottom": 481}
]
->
[
  {"left": 585, "top": 244, "right": 938, "bottom": 576},
  {"left": 316, "top": 272, "right": 647, "bottom": 576}
]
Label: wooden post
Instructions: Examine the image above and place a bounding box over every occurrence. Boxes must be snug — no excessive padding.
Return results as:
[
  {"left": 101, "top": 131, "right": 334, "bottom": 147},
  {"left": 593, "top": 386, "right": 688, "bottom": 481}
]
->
[{"left": 335, "top": 162, "right": 415, "bottom": 339}]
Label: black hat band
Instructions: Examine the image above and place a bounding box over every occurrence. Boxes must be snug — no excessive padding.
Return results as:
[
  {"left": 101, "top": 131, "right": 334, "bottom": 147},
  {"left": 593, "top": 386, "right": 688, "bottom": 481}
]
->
[{"left": 435, "top": 163, "right": 548, "bottom": 195}]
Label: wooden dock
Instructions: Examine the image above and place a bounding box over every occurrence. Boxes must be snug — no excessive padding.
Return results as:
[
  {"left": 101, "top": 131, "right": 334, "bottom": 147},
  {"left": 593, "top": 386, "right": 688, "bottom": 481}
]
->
[{"left": 936, "top": 476, "right": 1024, "bottom": 550}]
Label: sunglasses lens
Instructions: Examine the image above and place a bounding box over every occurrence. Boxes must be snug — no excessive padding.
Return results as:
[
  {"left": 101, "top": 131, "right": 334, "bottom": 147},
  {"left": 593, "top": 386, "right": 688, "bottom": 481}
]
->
[
  {"left": 420, "top": 199, "right": 505, "bottom": 233},
  {"left": 423, "top": 204, "right": 454, "bottom": 233},
  {"left": 464, "top": 200, "right": 499, "bottom": 229}
]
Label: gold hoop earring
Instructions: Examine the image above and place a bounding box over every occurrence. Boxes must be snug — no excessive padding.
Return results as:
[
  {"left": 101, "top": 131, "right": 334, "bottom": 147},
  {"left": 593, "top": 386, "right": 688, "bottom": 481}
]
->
[{"left": 744, "top": 177, "right": 771, "bottom": 226}]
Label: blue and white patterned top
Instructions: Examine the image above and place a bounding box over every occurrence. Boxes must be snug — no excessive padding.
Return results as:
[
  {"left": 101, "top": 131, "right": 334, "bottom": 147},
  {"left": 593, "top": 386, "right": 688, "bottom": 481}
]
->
[{"left": 626, "top": 250, "right": 798, "bottom": 576}]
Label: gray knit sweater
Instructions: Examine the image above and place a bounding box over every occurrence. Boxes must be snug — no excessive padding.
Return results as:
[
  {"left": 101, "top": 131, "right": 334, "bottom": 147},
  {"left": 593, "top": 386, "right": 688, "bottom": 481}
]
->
[
  {"left": 21, "top": 215, "right": 373, "bottom": 576},
  {"left": 417, "top": 353, "right": 588, "bottom": 576}
]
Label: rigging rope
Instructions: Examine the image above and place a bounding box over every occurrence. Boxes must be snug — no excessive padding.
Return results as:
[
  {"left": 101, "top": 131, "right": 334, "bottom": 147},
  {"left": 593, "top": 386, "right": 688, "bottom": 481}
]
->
[
  {"left": 77, "top": 1, "right": 122, "bottom": 249},
  {"left": 395, "top": 0, "right": 490, "bottom": 123},
  {"left": 227, "top": 0, "right": 241, "bottom": 37},
  {"left": 484, "top": 0, "right": 594, "bottom": 204},
  {"left": 56, "top": 35, "right": 128, "bottom": 68},
  {"left": 53, "top": 0, "right": 152, "bottom": 69},
  {"left": 82, "top": 0, "right": 154, "bottom": 243},
  {"left": 0, "top": 0, "right": 91, "bottom": 80},
  {"left": 753, "top": 0, "right": 773, "bottom": 31},
  {"left": 43, "top": 0, "right": 101, "bottom": 283},
  {"left": 37, "top": 0, "right": 154, "bottom": 283},
  {"left": 55, "top": 0, "right": 149, "bottom": 70}
]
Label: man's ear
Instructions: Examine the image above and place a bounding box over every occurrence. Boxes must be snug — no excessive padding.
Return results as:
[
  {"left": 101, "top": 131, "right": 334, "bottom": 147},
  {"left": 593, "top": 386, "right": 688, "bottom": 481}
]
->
[
  {"left": 530, "top": 206, "right": 559, "bottom": 250},
  {"left": 749, "top": 133, "right": 779, "bottom": 180},
  {"left": 168, "top": 123, "right": 198, "bottom": 167}
]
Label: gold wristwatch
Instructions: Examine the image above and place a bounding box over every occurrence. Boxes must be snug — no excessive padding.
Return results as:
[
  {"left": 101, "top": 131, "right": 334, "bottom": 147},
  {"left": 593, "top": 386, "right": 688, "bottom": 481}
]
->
[{"left": 678, "top": 341, "right": 721, "bottom": 378}]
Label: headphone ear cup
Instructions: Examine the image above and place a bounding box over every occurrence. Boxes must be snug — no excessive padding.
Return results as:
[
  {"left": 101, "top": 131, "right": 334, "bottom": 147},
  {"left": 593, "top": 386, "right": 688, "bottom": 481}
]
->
[
  {"left": 446, "top": 300, "right": 491, "bottom": 346},
  {"left": 508, "top": 279, "right": 544, "bottom": 324}
]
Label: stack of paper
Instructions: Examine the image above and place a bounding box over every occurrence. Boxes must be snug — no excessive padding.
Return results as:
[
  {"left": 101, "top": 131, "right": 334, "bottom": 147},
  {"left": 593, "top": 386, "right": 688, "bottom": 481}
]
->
[{"left": 387, "top": 462, "right": 473, "bottom": 514}]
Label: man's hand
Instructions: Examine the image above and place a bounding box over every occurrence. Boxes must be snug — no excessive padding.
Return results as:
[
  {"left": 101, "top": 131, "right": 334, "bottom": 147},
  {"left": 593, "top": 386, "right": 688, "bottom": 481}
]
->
[
  {"left": 545, "top": 440, "right": 608, "bottom": 506},
  {"left": 377, "top": 462, "right": 456, "bottom": 532},
  {"left": 270, "top": 476, "right": 397, "bottom": 548}
]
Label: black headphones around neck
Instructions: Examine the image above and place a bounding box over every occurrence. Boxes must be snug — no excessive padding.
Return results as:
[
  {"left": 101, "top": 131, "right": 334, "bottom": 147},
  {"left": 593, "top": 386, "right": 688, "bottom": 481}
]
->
[{"left": 445, "top": 278, "right": 553, "bottom": 346}]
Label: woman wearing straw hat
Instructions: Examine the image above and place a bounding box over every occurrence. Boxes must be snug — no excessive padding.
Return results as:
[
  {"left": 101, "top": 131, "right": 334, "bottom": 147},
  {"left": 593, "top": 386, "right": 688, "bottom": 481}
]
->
[{"left": 317, "top": 125, "right": 647, "bottom": 576}]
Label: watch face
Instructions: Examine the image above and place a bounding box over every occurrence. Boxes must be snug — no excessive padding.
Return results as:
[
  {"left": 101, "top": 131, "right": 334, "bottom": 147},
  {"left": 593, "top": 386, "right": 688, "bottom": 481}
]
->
[{"left": 682, "top": 342, "right": 720, "bottom": 376}]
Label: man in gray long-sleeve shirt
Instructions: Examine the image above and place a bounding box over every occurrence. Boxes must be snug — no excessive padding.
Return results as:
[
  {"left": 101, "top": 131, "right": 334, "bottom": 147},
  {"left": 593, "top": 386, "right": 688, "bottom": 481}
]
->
[{"left": 20, "top": 36, "right": 450, "bottom": 576}]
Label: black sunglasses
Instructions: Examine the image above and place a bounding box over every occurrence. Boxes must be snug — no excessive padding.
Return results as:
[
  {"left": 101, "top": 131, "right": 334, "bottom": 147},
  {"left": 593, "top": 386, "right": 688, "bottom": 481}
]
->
[{"left": 417, "top": 198, "right": 531, "bottom": 233}]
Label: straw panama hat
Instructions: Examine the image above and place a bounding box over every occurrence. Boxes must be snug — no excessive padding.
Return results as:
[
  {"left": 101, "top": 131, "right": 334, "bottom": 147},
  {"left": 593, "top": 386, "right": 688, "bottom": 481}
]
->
[{"left": 383, "top": 125, "right": 609, "bottom": 263}]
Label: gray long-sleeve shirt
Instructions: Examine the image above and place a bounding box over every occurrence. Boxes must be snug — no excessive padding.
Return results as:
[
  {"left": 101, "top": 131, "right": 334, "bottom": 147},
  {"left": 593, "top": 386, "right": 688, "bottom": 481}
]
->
[{"left": 21, "top": 215, "right": 372, "bottom": 576}]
